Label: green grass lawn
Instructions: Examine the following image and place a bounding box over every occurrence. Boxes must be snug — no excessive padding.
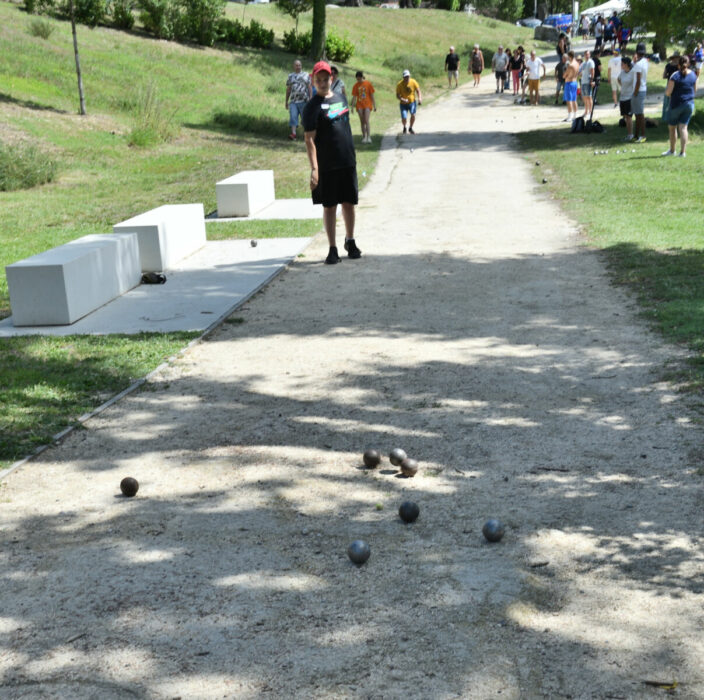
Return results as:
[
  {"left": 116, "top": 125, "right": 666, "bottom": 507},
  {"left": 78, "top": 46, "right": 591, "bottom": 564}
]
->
[
  {"left": 0, "top": 0, "right": 543, "bottom": 466},
  {"left": 517, "top": 99, "right": 704, "bottom": 390}
]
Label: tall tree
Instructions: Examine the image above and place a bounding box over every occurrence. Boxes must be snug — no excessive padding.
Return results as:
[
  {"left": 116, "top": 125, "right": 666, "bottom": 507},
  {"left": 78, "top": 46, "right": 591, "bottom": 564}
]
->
[
  {"left": 627, "top": 0, "right": 702, "bottom": 57},
  {"left": 277, "top": 0, "right": 313, "bottom": 34},
  {"left": 310, "top": 0, "right": 326, "bottom": 59},
  {"left": 67, "top": 0, "right": 86, "bottom": 115}
]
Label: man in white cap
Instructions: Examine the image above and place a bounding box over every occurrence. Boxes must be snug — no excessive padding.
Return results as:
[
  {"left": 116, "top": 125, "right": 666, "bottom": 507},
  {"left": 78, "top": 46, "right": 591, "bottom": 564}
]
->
[
  {"left": 445, "top": 46, "right": 460, "bottom": 88},
  {"left": 396, "top": 70, "right": 422, "bottom": 134}
]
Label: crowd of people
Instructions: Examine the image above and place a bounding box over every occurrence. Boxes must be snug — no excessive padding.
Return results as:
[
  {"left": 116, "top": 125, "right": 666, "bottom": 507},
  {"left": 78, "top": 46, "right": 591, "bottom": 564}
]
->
[{"left": 289, "top": 33, "right": 699, "bottom": 264}]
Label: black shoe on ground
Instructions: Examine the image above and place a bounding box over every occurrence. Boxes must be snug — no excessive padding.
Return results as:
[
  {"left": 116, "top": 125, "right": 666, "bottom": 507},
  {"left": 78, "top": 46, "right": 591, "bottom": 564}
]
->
[
  {"left": 325, "top": 246, "right": 341, "bottom": 264},
  {"left": 403, "top": 126, "right": 407, "bottom": 134},
  {"left": 409, "top": 127, "right": 415, "bottom": 134},
  {"left": 343, "top": 238, "right": 362, "bottom": 259}
]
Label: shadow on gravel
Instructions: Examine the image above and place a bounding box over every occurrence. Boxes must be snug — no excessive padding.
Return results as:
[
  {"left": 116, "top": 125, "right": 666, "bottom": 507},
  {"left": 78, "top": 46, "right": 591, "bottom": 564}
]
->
[{"left": 1, "top": 247, "right": 701, "bottom": 697}]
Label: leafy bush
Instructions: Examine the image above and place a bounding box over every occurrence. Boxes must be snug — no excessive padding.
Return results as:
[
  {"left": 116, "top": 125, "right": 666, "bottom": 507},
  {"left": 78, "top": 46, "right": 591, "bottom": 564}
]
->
[
  {"left": 58, "top": 0, "right": 108, "bottom": 26},
  {"left": 27, "top": 17, "right": 54, "bottom": 37},
  {"left": 383, "top": 52, "right": 436, "bottom": 78},
  {"left": 127, "top": 82, "right": 179, "bottom": 147},
  {"left": 283, "top": 28, "right": 311, "bottom": 55},
  {"left": 24, "top": 0, "right": 55, "bottom": 15},
  {"left": 244, "top": 18, "right": 273, "bottom": 48},
  {"left": 171, "top": 0, "right": 224, "bottom": 46},
  {"left": 325, "top": 27, "right": 354, "bottom": 62},
  {"left": 218, "top": 17, "right": 273, "bottom": 48},
  {"left": 138, "top": 0, "right": 176, "bottom": 39},
  {"left": 0, "top": 143, "right": 57, "bottom": 192},
  {"left": 111, "top": 0, "right": 135, "bottom": 29}
]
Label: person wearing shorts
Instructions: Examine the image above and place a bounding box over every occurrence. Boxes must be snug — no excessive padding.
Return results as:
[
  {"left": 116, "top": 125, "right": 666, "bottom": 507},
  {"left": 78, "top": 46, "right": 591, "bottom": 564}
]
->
[
  {"left": 563, "top": 51, "right": 579, "bottom": 122},
  {"left": 491, "top": 46, "right": 509, "bottom": 93},
  {"left": 285, "top": 60, "right": 312, "bottom": 140},
  {"left": 303, "top": 61, "right": 361, "bottom": 265},
  {"left": 396, "top": 69, "right": 422, "bottom": 134},
  {"left": 632, "top": 42, "right": 649, "bottom": 142},
  {"left": 350, "top": 71, "right": 376, "bottom": 144},
  {"left": 607, "top": 48, "right": 621, "bottom": 106},
  {"left": 663, "top": 55, "right": 698, "bottom": 157},
  {"left": 525, "top": 50, "right": 546, "bottom": 105},
  {"left": 618, "top": 56, "right": 635, "bottom": 140},
  {"left": 579, "top": 49, "right": 595, "bottom": 118},
  {"left": 445, "top": 46, "right": 460, "bottom": 88}
]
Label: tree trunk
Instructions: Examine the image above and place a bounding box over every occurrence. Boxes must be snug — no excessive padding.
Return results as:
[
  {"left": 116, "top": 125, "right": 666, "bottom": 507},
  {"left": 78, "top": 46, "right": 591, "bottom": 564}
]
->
[
  {"left": 68, "top": 0, "right": 86, "bottom": 115},
  {"left": 310, "top": 0, "right": 326, "bottom": 60}
]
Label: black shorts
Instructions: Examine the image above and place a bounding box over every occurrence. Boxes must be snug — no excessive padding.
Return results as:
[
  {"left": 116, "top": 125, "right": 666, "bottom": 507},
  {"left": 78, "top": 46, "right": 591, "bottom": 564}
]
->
[
  {"left": 312, "top": 166, "right": 358, "bottom": 208},
  {"left": 619, "top": 99, "right": 632, "bottom": 117}
]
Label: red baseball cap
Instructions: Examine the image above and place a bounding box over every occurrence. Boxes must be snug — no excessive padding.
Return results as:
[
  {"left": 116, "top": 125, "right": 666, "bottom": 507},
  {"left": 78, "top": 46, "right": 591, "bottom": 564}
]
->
[{"left": 312, "top": 61, "right": 332, "bottom": 75}]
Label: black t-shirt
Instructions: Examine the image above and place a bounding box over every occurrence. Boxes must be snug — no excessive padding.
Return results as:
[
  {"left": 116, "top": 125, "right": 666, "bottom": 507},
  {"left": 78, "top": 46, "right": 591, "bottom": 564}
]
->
[
  {"left": 593, "top": 56, "right": 602, "bottom": 79},
  {"left": 445, "top": 52, "right": 460, "bottom": 71},
  {"left": 510, "top": 54, "right": 524, "bottom": 70},
  {"left": 302, "top": 93, "right": 356, "bottom": 172}
]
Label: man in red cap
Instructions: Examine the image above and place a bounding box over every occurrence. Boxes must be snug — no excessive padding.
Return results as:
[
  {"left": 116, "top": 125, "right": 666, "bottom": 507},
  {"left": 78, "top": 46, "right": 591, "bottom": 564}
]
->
[{"left": 303, "top": 61, "right": 361, "bottom": 265}]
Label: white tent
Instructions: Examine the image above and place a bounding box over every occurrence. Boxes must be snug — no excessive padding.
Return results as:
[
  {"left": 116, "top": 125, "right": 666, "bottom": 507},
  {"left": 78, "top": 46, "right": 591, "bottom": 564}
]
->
[{"left": 581, "top": 0, "right": 628, "bottom": 17}]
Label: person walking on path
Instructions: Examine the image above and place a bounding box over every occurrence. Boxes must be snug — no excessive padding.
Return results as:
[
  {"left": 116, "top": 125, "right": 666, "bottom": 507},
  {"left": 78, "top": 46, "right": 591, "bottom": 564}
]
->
[
  {"left": 303, "top": 61, "right": 361, "bottom": 265},
  {"left": 580, "top": 14, "right": 590, "bottom": 38},
  {"left": 511, "top": 46, "right": 525, "bottom": 97},
  {"left": 593, "top": 15, "right": 604, "bottom": 52},
  {"left": 607, "top": 48, "right": 622, "bottom": 107},
  {"left": 445, "top": 46, "right": 460, "bottom": 88},
  {"left": 469, "top": 44, "right": 484, "bottom": 86},
  {"left": 662, "top": 55, "right": 698, "bottom": 157},
  {"left": 492, "top": 46, "right": 509, "bottom": 94},
  {"left": 525, "top": 50, "right": 546, "bottom": 105},
  {"left": 285, "top": 59, "right": 312, "bottom": 140},
  {"left": 618, "top": 56, "right": 635, "bottom": 141},
  {"left": 555, "top": 53, "right": 568, "bottom": 104},
  {"left": 579, "top": 49, "right": 595, "bottom": 118},
  {"left": 330, "top": 66, "right": 347, "bottom": 99},
  {"left": 350, "top": 71, "right": 376, "bottom": 144},
  {"left": 632, "top": 42, "right": 649, "bottom": 142},
  {"left": 396, "top": 69, "right": 422, "bottom": 134},
  {"left": 563, "top": 50, "right": 579, "bottom": 121}
]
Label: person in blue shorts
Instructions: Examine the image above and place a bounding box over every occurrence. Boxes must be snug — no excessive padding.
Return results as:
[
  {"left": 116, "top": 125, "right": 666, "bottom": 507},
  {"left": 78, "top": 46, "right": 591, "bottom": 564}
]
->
[
  {"left": 396, "top": 70, "right": 423, "bottom": 134},
  {"left": 663, "top": 55, "right": 698, "bottom": 157},
  {"left": 563, "top": 51, "right": 579, "bottom": 122}
]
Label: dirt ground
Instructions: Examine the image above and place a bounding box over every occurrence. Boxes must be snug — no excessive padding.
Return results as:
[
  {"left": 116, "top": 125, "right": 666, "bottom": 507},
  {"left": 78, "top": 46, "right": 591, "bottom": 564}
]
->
[{"left": 2, "top": 79, "right": 703, "bottom": 699}]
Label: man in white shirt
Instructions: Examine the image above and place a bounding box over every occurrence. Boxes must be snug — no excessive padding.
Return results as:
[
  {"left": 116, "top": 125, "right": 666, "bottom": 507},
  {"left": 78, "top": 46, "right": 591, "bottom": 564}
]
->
[
  {"left": 525, "top": 50, "right": 546, "bottom": 105},
  {"left": 579, "top": 50, "right": 595, "bottom": 118},
  {"left": 632, "top": 42, "right": 649, "bottom": 142},
  {"left": 594, "top": 16, "right": 604, "bottom": 51},
  {"left": 617, "top": 56, "right": 636, "bottom": 140},
  {"left": 607, "top": 48, "right": 622, "bottom": 106}
]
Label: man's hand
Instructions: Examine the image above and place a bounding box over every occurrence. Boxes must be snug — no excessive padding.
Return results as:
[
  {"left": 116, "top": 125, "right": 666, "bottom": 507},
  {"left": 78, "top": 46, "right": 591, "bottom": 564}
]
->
[{"left": 310, "top": 167, "right": 319, "bottom": 190}]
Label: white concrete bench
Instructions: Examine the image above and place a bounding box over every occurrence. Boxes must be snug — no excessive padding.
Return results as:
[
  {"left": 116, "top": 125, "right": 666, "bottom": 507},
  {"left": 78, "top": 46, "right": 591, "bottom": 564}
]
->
[
  {"left": 113, "top": 203, "right": 206, "bottom": 272},
  {"left": 216, "top": 170, "right": 275, "bottom": 218},
  {"left": 6, "top": 233, "right": 141, "bottom": 326}
]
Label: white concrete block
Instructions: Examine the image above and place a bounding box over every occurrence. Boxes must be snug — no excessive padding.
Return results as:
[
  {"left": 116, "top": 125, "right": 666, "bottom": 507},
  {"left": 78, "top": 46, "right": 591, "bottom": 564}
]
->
[
  {"left": 6, "top": 233, "right": 141, "bottom": 326},
  {"left": 216, "top": 170, "right": 275, "bottom": 217},
  {"left": 113, "top": 203, "right": 206, "bottom": 272}
]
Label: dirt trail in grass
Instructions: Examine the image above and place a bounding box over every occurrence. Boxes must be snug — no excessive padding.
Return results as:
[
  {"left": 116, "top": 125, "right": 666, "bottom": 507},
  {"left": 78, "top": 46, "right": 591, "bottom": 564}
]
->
[{"left": 2, "top": 81, "right": 703, "bottom": 699}]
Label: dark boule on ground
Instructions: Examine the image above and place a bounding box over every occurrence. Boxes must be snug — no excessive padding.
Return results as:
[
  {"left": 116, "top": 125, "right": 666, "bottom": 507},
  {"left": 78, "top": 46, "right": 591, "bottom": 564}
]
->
[
  {"left": 363, "top": 449, "right": 381, "bottom": 468},
  {"left": 398, "top": 501, "right": 420, "bottom": 523},
  {"left": 347, "top": 540, "right": 371, "bottom": 565},
  {"left": 482, "top": 518, "right": 505, "bottom": 542},
  {"left": 120, "top": 477, "right": 139, "bottom": 497},
  {"left": 400, "top": 457, "right": 418, "bottom": 477},
  {"left": 250, "top": 240, "right": 257, "bottom": 247},
  {"left": 389, "top": 448, "right": 407, "bottom": 466}
]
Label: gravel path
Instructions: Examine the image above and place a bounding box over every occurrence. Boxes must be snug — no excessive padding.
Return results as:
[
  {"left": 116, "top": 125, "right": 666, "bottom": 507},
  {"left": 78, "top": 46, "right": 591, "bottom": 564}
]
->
[{"left": 2, "top": 81, "right": 703, "bottom": 699}]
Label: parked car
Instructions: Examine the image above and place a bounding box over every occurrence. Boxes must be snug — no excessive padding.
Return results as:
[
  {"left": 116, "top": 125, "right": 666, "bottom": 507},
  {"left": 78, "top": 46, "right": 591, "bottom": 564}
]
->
[{"left": 516, "top": 17, "right": 542, "bottom": 28}]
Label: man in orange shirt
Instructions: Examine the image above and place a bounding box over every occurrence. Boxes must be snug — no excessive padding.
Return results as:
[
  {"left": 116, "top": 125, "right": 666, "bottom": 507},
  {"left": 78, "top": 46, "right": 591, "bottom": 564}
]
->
[{"left": 350, "top": 71, "right": 376, "bottom": 144}]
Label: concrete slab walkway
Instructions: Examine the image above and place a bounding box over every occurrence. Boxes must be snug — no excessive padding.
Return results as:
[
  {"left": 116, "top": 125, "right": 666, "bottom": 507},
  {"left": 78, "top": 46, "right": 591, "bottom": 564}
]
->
[{"left": 1, "top": 75, "right": 702, "bottom": 699}]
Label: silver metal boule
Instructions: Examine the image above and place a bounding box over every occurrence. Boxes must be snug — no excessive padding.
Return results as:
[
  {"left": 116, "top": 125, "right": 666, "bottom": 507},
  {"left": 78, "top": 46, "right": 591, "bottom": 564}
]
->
[
  {"left": 389, "top": 448, "right": 407, "bottom": 466},
  {"left": 482, "top": 518, "right": 505, "bottom": 543}
]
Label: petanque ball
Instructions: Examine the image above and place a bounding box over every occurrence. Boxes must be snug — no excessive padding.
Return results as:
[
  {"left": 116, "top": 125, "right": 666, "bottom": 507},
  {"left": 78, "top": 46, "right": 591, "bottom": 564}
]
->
[
  {"left": 482, "top": 518, "right": 505, "bottom": 543},
  {"left": 535, "top": 161, "right": 540, "bottom": 166},
  {"left": 400, "top": 458, "right": 419, "bottom": 477},
  {"left": 542, "top": 178, "right": 547, "bottom": 184},
  {"left": 363, "top": 449, "right": 381, "bottom": 468},
  {"left": 250, "top": 240, "right": 257, "bottom": 247},
  {"left": 347, "top": 540, "right": 370, "bottom": 565},
  {"left": 389, "top": 448, "right": 407, "bottom": 466},
  {"left": 120, "top": 477, "right": 139, "bottom": 497},
  {"left": 399, "top": 501, "right": 420, "bottom": 523}
]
